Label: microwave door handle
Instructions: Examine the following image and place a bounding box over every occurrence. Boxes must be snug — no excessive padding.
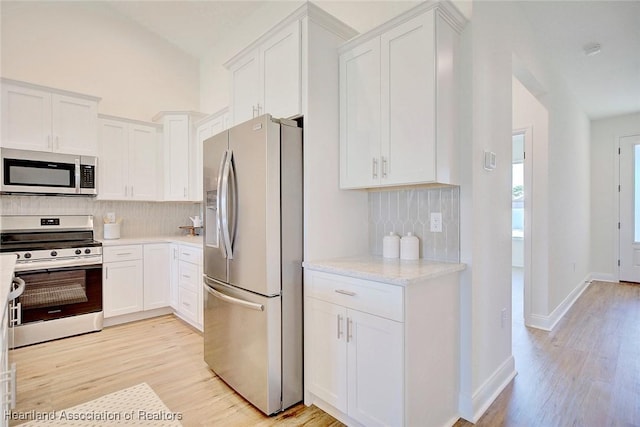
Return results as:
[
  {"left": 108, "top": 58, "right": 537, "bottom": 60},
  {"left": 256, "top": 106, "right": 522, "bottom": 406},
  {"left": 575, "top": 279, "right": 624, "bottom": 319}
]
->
[
  {"left": 216, "top": 150, "right": 228, "bottom": 259},
  {"left": 75, "top": 158, "right": 81, "bottom": 194}
]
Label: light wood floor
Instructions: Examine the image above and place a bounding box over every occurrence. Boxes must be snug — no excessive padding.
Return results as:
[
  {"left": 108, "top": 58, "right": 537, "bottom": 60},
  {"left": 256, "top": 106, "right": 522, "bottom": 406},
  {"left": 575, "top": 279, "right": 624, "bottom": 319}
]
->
[
  {"left": 10, "top": 280, "right": 639, "bottom": 426},
  {"left": 9, "top": 315, "right": 343, "bottom": 427}
]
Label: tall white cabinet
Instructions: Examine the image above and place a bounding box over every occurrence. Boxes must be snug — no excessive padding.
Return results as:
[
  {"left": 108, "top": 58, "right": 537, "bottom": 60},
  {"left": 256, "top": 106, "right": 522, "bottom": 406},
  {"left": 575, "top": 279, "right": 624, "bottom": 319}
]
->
[
  {"left": 98, "top": 115, "right": 161, "bottom": 201},
  {"left": 154, "top": 111, "right": 206, "bottom": 201},
  {"left": 339, "top": 2, "right": 466, "bottom": 189},
  {"left": 1, "top": 79, "right": 99, "bottom": 156},
  {"left": 225, "top": 20, "right": 301, "bottom": 125}
]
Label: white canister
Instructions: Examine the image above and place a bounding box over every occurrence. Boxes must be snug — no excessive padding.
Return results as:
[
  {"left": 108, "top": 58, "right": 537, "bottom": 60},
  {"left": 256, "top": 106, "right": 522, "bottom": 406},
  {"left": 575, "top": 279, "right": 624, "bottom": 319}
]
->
[
  {"left": 104, "top": 223, "right": 121, "bottom": 240},
  {"left": 382, "top": 232, "right": 400, "bottom": 259},
  {"left": 400, "top": 232, "right": 419, "bottom": 260}
]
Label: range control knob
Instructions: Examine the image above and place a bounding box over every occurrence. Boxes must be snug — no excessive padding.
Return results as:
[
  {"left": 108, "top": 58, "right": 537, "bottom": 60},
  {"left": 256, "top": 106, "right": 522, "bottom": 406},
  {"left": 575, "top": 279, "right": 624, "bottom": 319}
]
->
[
  {"left": 51, "top": 251, "right": 58, "bottom": 257},
  {"left": 16, "top": 254, "right": 20, "bottom": 259},
  {"left": 24, "top": 253, "right": 32, "bottom": 259},
  {"left": 84, "top": 249, "right": 91, "bottom": 254},
  {"left": 75, "top": 249, "right": 82, "bottom": 255}
]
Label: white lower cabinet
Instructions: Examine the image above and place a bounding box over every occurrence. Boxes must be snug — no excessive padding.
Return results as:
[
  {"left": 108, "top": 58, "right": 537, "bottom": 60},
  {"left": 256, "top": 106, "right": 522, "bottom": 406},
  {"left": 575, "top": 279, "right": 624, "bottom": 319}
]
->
[
  {"left": 104, "top": 244, "right": 170, "bottom": 318},
  {"left": 304, "top": 269, "right": 460, "bottom": 427},
  {"left": 103, "top": 245, "right": 144, "bottom": 318},
  {"left": 170, "top": 244, "right": 203, "bottom": 330}
]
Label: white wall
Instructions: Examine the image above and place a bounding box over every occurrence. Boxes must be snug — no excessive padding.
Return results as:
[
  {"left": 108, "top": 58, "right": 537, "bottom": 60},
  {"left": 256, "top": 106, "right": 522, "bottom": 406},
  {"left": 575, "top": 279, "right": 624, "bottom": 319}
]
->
[
  {"left": 458, "top": 0, "right": 591, "bottom": 421},
  {"left": 0, "top": 1, "right": 199, "bottom": 122},
  {"left": 591, "top": 112, "right": 640, "bottom": 280}
]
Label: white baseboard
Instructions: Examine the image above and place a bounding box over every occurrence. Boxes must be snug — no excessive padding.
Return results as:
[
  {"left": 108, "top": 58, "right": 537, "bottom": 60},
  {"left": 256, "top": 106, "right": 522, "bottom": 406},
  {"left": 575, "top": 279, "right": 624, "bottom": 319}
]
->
[
  {"left": 590, "top": 272, "right": 616, "bottom": 282},
  {"left": 526, "top": 274, "right": 591, "bottom": 331},
  {"left": 103, "top": 307, "right": 173, "bottom": 327},
  {"left": 458, "top": 355, "right": 516, "bottom": 423}
]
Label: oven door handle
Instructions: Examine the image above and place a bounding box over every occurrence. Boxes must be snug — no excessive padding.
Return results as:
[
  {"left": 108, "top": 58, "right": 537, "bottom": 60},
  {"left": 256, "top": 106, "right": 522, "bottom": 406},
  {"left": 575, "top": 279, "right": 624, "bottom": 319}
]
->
[
  {"left": 8, "top": 277, "right": 25, "bottom": 301},
  {"left": 13, "top": 257, "right": 102, "bottom": 272}
]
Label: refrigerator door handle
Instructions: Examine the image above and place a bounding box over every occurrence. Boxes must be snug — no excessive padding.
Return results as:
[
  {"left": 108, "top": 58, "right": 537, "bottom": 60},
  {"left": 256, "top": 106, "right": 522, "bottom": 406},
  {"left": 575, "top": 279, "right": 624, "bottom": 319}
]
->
[
  {"left": 220, "top": 150, "right": 234, "bottom": 259},
  {"left": 228, "top": 152, "right": 238, "bottom": 252},
  {"left": 216, "top": 150, "right": 228, "bottom": 259},
  {"left": 204, "top": 282, "right": 264, "bottom": 312}
]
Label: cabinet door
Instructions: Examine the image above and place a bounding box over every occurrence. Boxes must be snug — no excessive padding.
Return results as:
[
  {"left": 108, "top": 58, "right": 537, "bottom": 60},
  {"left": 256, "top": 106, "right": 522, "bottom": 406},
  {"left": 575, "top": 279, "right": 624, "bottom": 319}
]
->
[
  {"left": 129, "top": 124, "right": 158, "bottom": 200},
  {"left": 103, "top": 260, "right": 144, "bottom": 318},
  {"left": 347, "top": 309, "right": 404, "bottom": 427},
  {"left": 169, "top": 244, "right": 180, "bottom": 309},
  {"left": 230, "top": 52, "right": 260, "bottom": 125},
  {"left": 98, "top": 118, "right": 128, "bottom": 200},
  {"left": 381, "top": 11, "right": 436, "bottom": 185},
  {"left": 51, "top": 94, "right": 98, "bottom": 155},
  {"left": 261, "top": 20, "right": 301, "bottom": 119},
  {"left": 163, "top": 115, "right": 190, "bottom": 200},
  {"left": 305, "top": 297, "right": 348, "bottom": 413},
  {"left": 1, "top": 84, "right": 52, "bottom": 151},
  {"left": 339, "top": 37, "right": 381, "bottom": 189},
  {"left": 195, "top": 115, "right": 227, "bottom": 202},
  {"left": 143, "top": 244, "right": 170, "bottom": 310}
]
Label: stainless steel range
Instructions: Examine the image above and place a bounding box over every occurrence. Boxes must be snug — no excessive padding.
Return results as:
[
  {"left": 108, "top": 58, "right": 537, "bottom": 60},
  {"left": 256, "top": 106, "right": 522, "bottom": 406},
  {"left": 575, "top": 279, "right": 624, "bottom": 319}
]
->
[{"left": 0, "top": 215, "right": 103, "bottom": 347}]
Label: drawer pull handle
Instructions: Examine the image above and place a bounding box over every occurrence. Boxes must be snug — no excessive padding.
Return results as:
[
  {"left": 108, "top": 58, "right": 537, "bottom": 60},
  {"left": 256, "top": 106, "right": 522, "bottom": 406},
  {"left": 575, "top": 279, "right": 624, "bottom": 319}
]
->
[
  {"left": 182, "top": 275, "right": 191, "bottom": 279},
  {"left": 183, "top": 302, "right": 191, "bottom": 307},
  {"left": 116, "top": 252, "right": 133, "bottom": 256},
  {"left": 335, "top": 289, "right": 356, "bottom": 297}
]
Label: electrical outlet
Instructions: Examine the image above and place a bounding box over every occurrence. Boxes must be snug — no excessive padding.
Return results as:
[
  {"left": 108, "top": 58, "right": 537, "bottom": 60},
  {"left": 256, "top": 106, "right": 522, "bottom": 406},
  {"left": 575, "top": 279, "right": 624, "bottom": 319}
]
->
[
  {"left": 106, "top": 212, "right": 116, "bottom": 223},
  {"left": 501, "top": 308, "right": 507, "bottom": 328},
  {"left": 430, "top": 212, "right": 443, "bottom": 232}
]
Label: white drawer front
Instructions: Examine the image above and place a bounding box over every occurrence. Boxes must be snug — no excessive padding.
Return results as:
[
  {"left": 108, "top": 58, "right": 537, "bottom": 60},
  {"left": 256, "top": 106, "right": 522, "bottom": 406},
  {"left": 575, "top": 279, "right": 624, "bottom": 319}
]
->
[
  {"left": 178, "top": 287, "right": 198, "bottom": 322},
  {"left": 179, "top": 261, "right": 200, "bottom": 292},
  {"left": 305, "top": 271, "right": 404, "bottom": 322},
  {"left": 179, "top": 245, "right": 203, "bottom": 265},
  {"left": 103, "top": 245, "right": 143, "bottom": 262}
]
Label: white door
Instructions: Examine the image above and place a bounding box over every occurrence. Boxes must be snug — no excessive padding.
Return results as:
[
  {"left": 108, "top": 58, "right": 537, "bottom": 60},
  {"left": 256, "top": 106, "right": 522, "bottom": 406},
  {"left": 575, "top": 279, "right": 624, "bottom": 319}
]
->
[
  {"left": 1, "top": 84, "right": 52, "bottom": 151},
  {"left": 98, "top": 118, "right": 128, "bottom": 200},
  {"left": 261, "top": 20, "right": 301, "bottom": 119},
  {"left": 51, "top": 94, "right": 98, "bottom": 155},
  {"left": 129, "top": 124, "right": 158, "bottom": 200},
  {"left": 104, "top": 260, "right": 144, "bottom": 318},
  {"left": 230, "top": 52, "right": 260, "bottom": 125},
  {"left": 347, "top": 309, "right": 404, "bottom": 427},
  {"left": 619, "top": 134, "right": 640, "bottom": 282},
  {"left": 381, "top": 11, "right": 436, "bottom": 186},
  {"left": 305, "top": 297, "right": 348, "bottom": 412},
  {"left": 339, "top": 37, "right": 381, "bottom": 189},
  {"left": 143, "top": 244, "right": 170, "bottom": 310}
]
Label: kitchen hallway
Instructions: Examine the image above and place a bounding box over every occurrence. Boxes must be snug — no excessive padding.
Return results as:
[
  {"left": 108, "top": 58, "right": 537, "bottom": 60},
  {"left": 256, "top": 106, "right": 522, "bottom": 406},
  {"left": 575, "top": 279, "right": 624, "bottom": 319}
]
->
[{"left": 10, "top": 280, "right": 640, "bottom": 427}]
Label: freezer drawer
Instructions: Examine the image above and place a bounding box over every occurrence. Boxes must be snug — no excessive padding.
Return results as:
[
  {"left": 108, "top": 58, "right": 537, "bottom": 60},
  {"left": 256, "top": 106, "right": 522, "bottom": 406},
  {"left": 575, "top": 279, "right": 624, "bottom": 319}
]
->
[{"left": 203, "top": 277, "right": 282, "bottom": 415}]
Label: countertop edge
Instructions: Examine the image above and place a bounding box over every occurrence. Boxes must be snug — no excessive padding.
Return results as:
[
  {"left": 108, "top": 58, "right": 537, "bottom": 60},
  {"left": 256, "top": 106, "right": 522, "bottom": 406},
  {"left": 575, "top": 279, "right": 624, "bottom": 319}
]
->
[
  {"left": 100, "top": 236, "right": 203, "bottom": 248},
  {"left": 303, "top": 258, "right": 466, "bottom": 286}
]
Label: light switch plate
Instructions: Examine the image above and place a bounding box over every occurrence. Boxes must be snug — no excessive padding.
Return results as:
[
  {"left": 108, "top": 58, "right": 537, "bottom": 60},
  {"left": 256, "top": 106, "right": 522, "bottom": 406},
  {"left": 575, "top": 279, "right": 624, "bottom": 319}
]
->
[{"left": 430, "top": 212, "right": 442, "bottom": 233}]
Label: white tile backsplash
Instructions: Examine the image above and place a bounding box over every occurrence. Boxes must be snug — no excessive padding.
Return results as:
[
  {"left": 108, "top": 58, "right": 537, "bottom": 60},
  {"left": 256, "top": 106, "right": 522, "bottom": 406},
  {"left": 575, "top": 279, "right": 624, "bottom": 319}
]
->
[
  {"left": 369, "top": 187, "right": 460, "bottom": 262},
  {"left": 0, "top": 195, "right": 201, "bottom": 239}
]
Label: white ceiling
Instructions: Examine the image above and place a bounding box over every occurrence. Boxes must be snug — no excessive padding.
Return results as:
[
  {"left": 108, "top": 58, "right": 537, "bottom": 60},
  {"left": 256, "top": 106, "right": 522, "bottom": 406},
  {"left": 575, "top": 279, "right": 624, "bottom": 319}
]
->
[{"left": 103, "top": 0, "right": 639, "bottom": 120}]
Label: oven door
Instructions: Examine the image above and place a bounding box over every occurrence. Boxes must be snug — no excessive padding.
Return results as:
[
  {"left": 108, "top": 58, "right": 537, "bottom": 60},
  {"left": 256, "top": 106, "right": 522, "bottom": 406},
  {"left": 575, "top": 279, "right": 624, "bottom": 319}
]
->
[{"left": 13, "top": 264, "right": 102, "bottom": 325}]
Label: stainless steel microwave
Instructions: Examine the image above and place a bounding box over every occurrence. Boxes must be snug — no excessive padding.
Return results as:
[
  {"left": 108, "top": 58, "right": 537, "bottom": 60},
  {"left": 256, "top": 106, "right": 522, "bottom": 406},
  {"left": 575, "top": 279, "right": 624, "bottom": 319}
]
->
[{"left": 0, "top": 148, "right": 97, "bottom": 196}]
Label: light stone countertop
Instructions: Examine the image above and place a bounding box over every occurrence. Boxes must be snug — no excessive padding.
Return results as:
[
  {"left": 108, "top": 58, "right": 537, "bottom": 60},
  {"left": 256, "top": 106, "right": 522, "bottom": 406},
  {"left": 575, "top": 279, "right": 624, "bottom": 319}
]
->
[
  {"left": 100, "top": 235, "right": 203, "bottom": 248},
  {"left": 303, "top": 256, "right": 465, "bottom": 286},
  {"left": 1, "top": 253, "right": 17, "bottom": 313}
]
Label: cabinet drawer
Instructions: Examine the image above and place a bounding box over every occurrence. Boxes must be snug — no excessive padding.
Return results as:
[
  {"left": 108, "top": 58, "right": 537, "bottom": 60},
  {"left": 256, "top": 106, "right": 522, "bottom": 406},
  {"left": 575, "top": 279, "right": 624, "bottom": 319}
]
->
[
  {"left": 179, "top": 245, "right": 202, "bottom": 264},
  {"left": 179, "top": 261, "right": 200, "bottom": 293},
  {"left": 103, "top": 245, "right": 143, "bottom": 262},
  {"left": 177, "top": 287, "right": 198, "bottom": 322},
  {"left": 305, "top": 271, "right": 404, "bottom": 322}
]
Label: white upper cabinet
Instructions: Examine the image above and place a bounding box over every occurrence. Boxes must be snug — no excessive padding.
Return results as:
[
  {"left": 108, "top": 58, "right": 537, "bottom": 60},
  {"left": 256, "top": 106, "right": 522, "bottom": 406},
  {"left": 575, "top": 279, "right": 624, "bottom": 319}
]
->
[
  {"left": 339, "top": 3, "right": 465, "bottom": 189},
  {"left": 226, "top": 20, "right": 301, "bottom": 125},
  {"left": 154, "top": 112, "right": 205, "bottom": 202},
  {"left": 1, "top": 80, "right": 99, "bottom": 156},
  {"left": 98, "top": 116, "right": 160, "bottom": 201}
]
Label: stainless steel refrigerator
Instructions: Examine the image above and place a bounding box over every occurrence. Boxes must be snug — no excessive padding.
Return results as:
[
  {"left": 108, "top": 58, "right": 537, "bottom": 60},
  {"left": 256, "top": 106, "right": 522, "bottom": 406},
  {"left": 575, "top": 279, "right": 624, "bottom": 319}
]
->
[{"left": 202, "top": 114, "right": 303, "bottom": 415}]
